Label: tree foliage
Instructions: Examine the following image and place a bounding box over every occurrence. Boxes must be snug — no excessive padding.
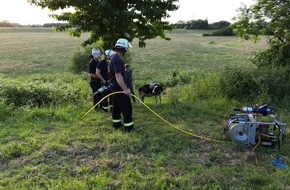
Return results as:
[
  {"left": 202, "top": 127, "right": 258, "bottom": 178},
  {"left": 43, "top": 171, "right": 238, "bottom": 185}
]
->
[
  {"left": 0, "top": 20, "right": 14, "bottom": 27},
  {"left": 204, "top": 26, "right": 234, "bottom": 36},
  {"left": 173, "top": 19, "right": 230, "bottom": 30},
  {"left": 232, "top": 0, "right": 290, "bottom": 67},
  {"left": 210, "top": 21, "right": 231, "bottom": 29},
  {"left": 226, "top": 0, "right": 290, "bottom": 101},
  {"left": 187, "top": 19, "right": 209, "bottom": 30},
  {"left": 28, "top": 0, "right": 179, "bottom": 49},
  {"left": 232, "top": 0, "right": 290, "bottom": 44}
]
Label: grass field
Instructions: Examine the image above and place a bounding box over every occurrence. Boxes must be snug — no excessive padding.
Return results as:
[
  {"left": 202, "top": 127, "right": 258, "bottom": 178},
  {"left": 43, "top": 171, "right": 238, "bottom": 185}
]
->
[{"left": 0, "top": 27, "right": 289, "bottom": 190}]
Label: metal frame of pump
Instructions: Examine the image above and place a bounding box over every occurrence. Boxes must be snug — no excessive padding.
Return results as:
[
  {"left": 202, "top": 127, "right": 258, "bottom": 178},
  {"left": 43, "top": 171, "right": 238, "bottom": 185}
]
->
[{"left": 226, "top": 105, "right": 287, "bottom": 149}]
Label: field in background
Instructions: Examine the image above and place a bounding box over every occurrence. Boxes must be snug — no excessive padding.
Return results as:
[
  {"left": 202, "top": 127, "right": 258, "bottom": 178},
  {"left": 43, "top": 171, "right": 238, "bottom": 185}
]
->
[
  {"left": 0, "top": 27, "right": 289, "bottom": 190},
  {"left": 0, "top": 27, "right": 89, "bottom": 76},
  {"left": 130, "top": 31, "right": 268, "bottom": 82},
  {"left": 0, "top": 27, "right": 267, "bottom": 80}
]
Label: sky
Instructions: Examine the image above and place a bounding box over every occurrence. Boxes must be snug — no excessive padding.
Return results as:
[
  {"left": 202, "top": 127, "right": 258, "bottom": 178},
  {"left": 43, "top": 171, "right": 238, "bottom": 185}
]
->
[{"left": 0, "top": 0, "right": 254, "bottom": 25}]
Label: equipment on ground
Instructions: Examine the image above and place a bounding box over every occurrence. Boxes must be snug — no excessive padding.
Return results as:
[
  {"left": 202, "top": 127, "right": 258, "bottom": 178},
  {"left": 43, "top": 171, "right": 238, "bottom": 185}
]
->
[
  {"left": 272, "top": 155, "right": 287, "bottom": 169},
  {"left": 225, "top": 104, "right": 287, "bottom": 150}
]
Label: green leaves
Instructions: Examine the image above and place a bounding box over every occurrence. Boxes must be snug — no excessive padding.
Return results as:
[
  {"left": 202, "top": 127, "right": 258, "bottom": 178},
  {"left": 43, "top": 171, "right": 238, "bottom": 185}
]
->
[
  {"left": 0, "top": 75, "right": 88, "bottom": 108},
  {"left": 28, "top": 0, "right": 179, "bottom": 49},
  {"left": 232, "top": 0, "right": 290, "bottom": 86},
  {"left": 233, "top": 0, "right": 290, "bottom": 45}
]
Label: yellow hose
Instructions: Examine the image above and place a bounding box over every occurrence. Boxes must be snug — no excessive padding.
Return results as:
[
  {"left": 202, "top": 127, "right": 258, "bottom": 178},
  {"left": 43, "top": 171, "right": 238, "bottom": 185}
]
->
[{"left": 82, "top": 91, "right": 225, "bottom": 143}]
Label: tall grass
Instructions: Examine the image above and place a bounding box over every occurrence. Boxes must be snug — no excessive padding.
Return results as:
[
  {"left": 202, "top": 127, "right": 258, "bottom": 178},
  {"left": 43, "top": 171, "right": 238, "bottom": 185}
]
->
[
  {"left": 0, "top": 27, "right": 89, "bottom": 76},
  {"left": 0, "top": 27, "right": 289, "bottom": 189}
]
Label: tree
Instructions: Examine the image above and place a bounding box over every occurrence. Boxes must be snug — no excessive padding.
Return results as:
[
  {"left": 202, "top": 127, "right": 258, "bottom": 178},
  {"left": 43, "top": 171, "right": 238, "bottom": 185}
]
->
[
  {"left": 210, "top": 21, "right": 230, "bottom": 29},
  {"left": 187, "top": 19, "right": 209, "bottom": 30},
  {"left": 175, "top": 20, "right": 187, "bottom": 28},
  {"left": 228, "top": 0, "right": 290, "bottom": 101},
  {"left": 232, "top": 0, "right": 290, "bottom": 67},
  {"left": 28, "top": 0, "right": 179, "bottom": 49},
  {"left": 0, "top": 20, "right": 14, "bottom": 27}
]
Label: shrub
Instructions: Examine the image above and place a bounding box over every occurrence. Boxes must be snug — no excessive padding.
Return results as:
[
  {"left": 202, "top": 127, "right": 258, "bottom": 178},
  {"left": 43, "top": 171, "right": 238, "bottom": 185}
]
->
[
  {"left": 70, "top": 41, "right": 103, "bottom": 74},
  {"left": 253, "top": 45, "right": 290, "bottom": 68},
  {"left": 219, "top": 65, "right": 290, "bottom": 103},
  {"left": 0, "top": 99, "right": 12, "bottom": 122},
  {"left": 246, "top": 38, "right": 290, "bottom": 102},
  {"left": 202, "top": 33, "right": 211, "bottom": 36},
  {"left": 179, "top": 73, "right": 221, "bottom": 102},
  {"left": 212, "top": 26, "right": 234, "bottom": 36},
  {"left": 258, "top": 66, "right": 290, "bottom": 101},
  {"left": 165, "top": 87, "right": 179, "bottom": 105},
  {"left": 0, "top": 75, "right": 89, "bottom": 108},
  {"left": 70, "top": 48, "right": 91, "bottom": 74},
  {"left": 162, "top": 69, "right": 193, "bottom": 87},
  {"left": 219, "top": 66, "right": 263, "bottom": 102},
  {"left": 202, "top": 26, "right": 234, "bottom": 36},
  {"left": 165, "top": 75, "right": 240, "bottom": 117}
]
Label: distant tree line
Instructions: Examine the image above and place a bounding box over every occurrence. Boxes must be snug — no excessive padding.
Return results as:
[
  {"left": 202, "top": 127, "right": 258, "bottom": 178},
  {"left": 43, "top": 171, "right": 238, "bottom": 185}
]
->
[
  {"left": 43, "top": 23, "right": 68, "bottom": 27},
  {"left": 171, "top": 19, "right": 234, "bottom": 36},
  {"left": 171, "top": 19, "right": 274, "bottom": 36},
  {"left": 0, "top": 20, "right": 67, "bottom": 27},
  {"left": 172, "top": 19, "right": 230, "bottom": 30},
  {"left": 0, "top": 20, "right": 21, "bottom": 27}
]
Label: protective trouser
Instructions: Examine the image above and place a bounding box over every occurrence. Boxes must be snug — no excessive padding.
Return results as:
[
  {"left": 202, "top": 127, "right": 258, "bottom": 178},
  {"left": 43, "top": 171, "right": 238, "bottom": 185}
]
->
[
  {"left": 111, "top": 93, "right": 133, "bottom": 130},
  {"left": 93, "top": 92, "right": 110, "bottom": 112},
  {"left": 90, "top": 79, "right": 101, "bottom": 109}
]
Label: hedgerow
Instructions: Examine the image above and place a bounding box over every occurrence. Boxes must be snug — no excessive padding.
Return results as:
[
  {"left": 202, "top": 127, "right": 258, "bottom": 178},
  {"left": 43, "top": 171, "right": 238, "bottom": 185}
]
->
[{"left": 0, "top": 74, "right": 89, "bottom": 108}]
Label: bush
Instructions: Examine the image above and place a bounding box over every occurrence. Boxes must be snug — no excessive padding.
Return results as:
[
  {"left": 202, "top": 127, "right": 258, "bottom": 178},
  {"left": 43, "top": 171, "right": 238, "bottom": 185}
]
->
[
  {"left": 70, "top": 48, "right": 91, "bottom": 74},
  {"left": 179, "top": 73, "right": 221, "bottom": 101},
  {"left": 70, "top": 41, "right": 103, "bottom": 74},
  {"left": 0, "top": 99, "right": 12, "bottom": 122},
  {"left": 165, "top": 72, "right": 240, "bottom": 116},
  {"left": 202, "top": 26, "right": 234, "bottom": 36},
  {"left": 3, "top": 83, "right": 53, "bottom": 107},
  {"left": 202, "top": 33, "right": 211, "bottom": 36},
  {"left": 258, "top": 66, "right": 290, "bottom": 101},
  {"left": 247, "top": 40, "right": 290, "bottom": 102},
  {"left": 0, "top": 74, "right": 89, "bottom": 108},
  {"left": 219, "top": 65, "right": 290, "bottom": 103},
  {"left": 219, "top": 66, "right": 263, "bottom": 101},
  {"left": 162, "top": 69, "right": 193, "bottom": 87},
  {"left": 253, "top": 45, "right": 290, "bottom": 68}
]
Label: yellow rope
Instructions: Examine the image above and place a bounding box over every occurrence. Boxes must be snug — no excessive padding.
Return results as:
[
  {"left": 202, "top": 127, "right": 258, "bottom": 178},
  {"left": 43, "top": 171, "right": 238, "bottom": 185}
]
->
[{"left": 82, "top": 91, "right": 224, "bottom": 143}]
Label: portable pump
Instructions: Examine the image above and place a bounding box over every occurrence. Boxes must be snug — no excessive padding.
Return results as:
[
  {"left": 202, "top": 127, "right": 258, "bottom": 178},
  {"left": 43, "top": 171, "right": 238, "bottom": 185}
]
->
[
  {"left": 93, "top": 83, "right": 111, "bottom": 104},
  {"left": 226, "top": 105, "right": 287, "bottom": 149}
]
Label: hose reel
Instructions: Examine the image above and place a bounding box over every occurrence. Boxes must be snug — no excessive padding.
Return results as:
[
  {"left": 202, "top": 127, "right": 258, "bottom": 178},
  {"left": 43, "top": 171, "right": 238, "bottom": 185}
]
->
[{"left": 225, "top": 105, "right": 287, "bottom": 149}]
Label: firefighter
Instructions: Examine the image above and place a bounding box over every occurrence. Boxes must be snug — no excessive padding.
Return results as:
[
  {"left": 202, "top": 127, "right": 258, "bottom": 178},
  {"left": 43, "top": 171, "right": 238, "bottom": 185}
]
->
[
  {"left": 95, "top": 49, "right": 114, "bottom": 112},
  {"left": 109, "top": 38, "right": 134, "bottom": 132},
  {"left": 88, "top": 48, "right": 102, "bottom": 110}
]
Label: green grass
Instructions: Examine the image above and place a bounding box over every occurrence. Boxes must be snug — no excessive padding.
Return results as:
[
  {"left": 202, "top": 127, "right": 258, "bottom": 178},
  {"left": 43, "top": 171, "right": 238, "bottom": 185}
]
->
[
  {"left": 0, "top": 27, "right": 289, "bottom": 189},
  {"left": 129, "top": 30, "right": 266, "bottom": 83},
  {"left": 0, "top": 27, "right": 89, "bottom": 76}
]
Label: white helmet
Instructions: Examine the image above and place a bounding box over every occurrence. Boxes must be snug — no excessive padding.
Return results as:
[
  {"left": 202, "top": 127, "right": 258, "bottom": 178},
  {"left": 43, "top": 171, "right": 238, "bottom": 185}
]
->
[
  {"left": 104, "top": 49, "right": 114, "bottom": 59},
  {"left": 113, "top": 38, "right": 132, "bottom": 52},
  {"left": 91, "top": 48, "right": 102, "bottom": 59}
]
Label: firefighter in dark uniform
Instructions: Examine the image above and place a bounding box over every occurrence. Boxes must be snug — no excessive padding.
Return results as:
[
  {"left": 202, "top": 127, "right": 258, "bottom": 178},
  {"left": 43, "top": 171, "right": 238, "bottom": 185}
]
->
[
  {"left": 88, "top": 48, "right": 102, "bottom": 110},
  {"left": 95, "top": 49, "right": 114, "bottom": 112},
  {"left": 109, "top": 38, "right": 134, "bottom": 132},
  {"left": 105, "top": 49, "right": 115, "bottom": 111}
]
